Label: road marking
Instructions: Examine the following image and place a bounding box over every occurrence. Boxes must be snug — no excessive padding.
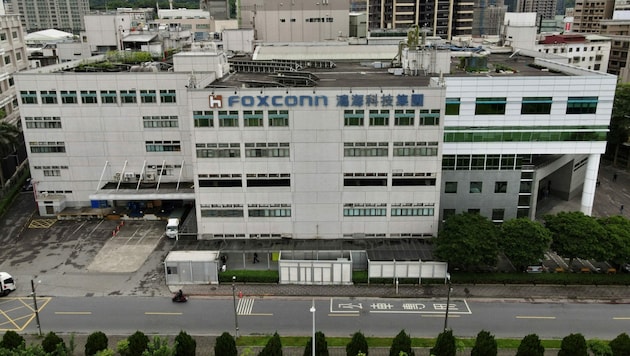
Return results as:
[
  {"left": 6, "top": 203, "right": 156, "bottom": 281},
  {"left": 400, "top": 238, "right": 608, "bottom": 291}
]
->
[
  {"left": 237, "top": 298, "right": 255, "bottom": 315},
  {"left": 55, "top": 312, "right": 92, "bottom": 315},
  {"left": 613, "top": 317, "right": 630, "bottom": 320},
  {"left": 422, "top": 315, "right": 460, "bottom": 318},
  {"left": 28, "top": 219, "right": 57, "bottom": 228},
  {"left": 247, "top": 313, "right": 274, "bottom": 316},
  {"left": 516, "top": 316, "right": 556, "bottom": 319},
  {"left": 144, "top": 312, "right": 183, "bottom": 315},
  {"left": 328, "top": 313, "right": 360, "bottom": 317}
]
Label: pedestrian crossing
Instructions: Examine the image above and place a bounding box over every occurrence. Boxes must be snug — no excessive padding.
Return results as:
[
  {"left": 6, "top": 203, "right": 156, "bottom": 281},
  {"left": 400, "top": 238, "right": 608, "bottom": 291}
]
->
[{"left": 237, "top": 298, "right": 255, "bottom": 315}]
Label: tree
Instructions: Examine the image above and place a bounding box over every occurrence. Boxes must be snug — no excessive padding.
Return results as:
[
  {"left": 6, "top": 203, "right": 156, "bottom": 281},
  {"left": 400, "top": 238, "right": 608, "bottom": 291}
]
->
[
  {"left": 1, "top": 330, "right": 24, "bottom": 350},
  {"left": 126, "top": 331, "right": 149, "bottom": 356},
  {"left": 0, "top": 122, "right": 21, "bottom": 187},
  {"left": 388, "top": 330, "right": 414, "bottom": 356},
  {"left": 471, "top": 330, "right": 497, "bottom": 356},
  {"left": 544, "top": 211, "right": 611, "bottom": 268},
  {"left": 599, "top": 216, "right": 630, "bottom": 269},
  {"left": 429, "top": 329, "right": 456, "bottom": 356},
  {"left": 303, "top": 331, "right": 329, "bottom": 356},
  {"left": 41, "top": 332, "right": 66, "bottom": 355},
  {"left": 500, "top": 218, "right": 552, "bottom": 270},
  {"left": 516, "top": 334, "right": 544, "bottom": 356},
  {"left": 434, "top": 212, "right": 499, "bottom": 271},
  {"left": 587, "top": 339, "right": 612, "bottom": 356},
  {"left": 145, "top": 336, "right": 175, "bottom": 356},
  {"left": 259, "top": 332, "right": 282, "bottom": 356},
  {"left": 346, "top": 331, "right": 368, "bottom": 356},
  {"left": 607, "top": 83, "right": 630, "bottom": 166},
  {"left": 174, "top": 330, "right": 196, "bottom": 356},
  {"left": 558, "top": 333, "right": 587, "bottom": 356},
  {"left": 609, "top": 333, "right": 630, "bottom": 356},
  {"left": 85, "top": 331, "right": 108, "bottom": 356},
  {"left": 214, "top": 332, "right": 237, "bottom": 356}
]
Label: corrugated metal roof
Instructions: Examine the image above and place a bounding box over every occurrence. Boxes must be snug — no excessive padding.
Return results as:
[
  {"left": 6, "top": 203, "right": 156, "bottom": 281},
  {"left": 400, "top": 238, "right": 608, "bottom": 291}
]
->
[
  {"left": 253, "top": 44, "right": 399, "bottom": 61},
  {"left": 123, "top": 33, "right": 158, "bottom": 42}
]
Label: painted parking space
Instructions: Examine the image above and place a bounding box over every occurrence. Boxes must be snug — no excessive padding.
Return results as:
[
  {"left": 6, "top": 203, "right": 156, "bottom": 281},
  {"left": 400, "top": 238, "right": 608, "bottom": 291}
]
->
[
  {"left": 329, "top": 298, "right": 472, "bottom": 315},
  {"left": 0, "top": 297, "right": 52, "bottom": 331},
  {"left": 28, "top": 219, "right": 57, "bottom": 229}
]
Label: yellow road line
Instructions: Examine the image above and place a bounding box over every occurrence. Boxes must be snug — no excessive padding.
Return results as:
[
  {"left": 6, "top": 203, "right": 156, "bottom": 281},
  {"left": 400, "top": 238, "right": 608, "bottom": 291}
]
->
[
  {"left": 516, "top": 316, "right": 556, "bottom": 319},
  {"left": 144, "top": 312, "right": 183, "bottom": 315},
  {"left": 55, "top": 312, "right": 92, "bottom": 315}
]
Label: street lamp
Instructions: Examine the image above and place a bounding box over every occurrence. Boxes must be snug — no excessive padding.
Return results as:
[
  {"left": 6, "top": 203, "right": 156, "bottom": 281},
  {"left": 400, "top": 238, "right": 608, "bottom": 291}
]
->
[
  {"left": 30, "top": 279, "right": 42, "bottom": 336},
  {"left": 443, "top": 273, "right": 452, "bottom": 331},
  {"left": 232, "top": 276, "right": 239, "bottom": 338},
  {"left": 310, "top": 300, "right": 316, "bottom": 356}
]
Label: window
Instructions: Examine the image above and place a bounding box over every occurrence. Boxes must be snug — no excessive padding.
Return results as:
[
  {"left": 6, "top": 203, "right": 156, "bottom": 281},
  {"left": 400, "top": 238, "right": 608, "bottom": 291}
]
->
[
  {"left": 344, "top": 142, "right": 388, "bottom": 157},
  {"left": 60, "top": 91, "right": 77, "bottom": 104},
  {"left": 566, "top": 96, "right": 598, "bottom": 114},
  {"left": 25, "top": 117, "right": 62, "bottom": 129},
  {"left": 471, "top": 155, "right": 485, "bottom": 170},
  {"left": 140, "top": 90, "right": 157, "bottom": 103},
  {"left": 218, "top": 110, "right": 239, "bottom": 127},
  {"left": 145, "top": 140, "right": 181, "bottom": 152},
  {"left": 521, "top": 97, "right": 552, "bottom": 114},
  {"left": 249, "top": 208, "right": 291, "bottom": 217},
  {"left": 245, "top": 142, "right": 290, "bottom": 157},
  {"left": 495, "top": 181, "right": 507, "bottom": 193},
  {"left": 391, "top": 207, "right": 434, "bottom": 216},
  {"left": 243, "top": 110, "right": 264, "bottom": 127},
  {"left": 11, "top": 31, "right": 17, "bottom": 39},
  {"left": 30, "top": 141, "right": 66, "bottom": 153},
  {"left": 143, "top": 116, "right": 178, "bottom": 128},
  {"left": 369, "top": 110, "right": 389, "bottom": 126},
  {"left": 470, "top": 181, "right": 482, "bottom": 193},
  {"left": 41, "top": 91, "right": 58, "bottom": 104},
  {"left": 443, "top": 209, "right": 456, "bottom": 219},
  {"left": 20, "top": 91, "right": 37, "bottom": 104},
  {"left": 4, "top": 56, "right": 10, "bottom": 65},
  {"left": 80, "top": 90, "right": 97, "bottom": 104},
  {"left": 101, "top": 90, "right": 117, "bottom": 104},
  {"left": 393, "top": 142, "right": 438, "bottom": 156},
  {"left": 343, "top": 204, "right": 387, "bottom": 216},
  {"left": 445, "top": 181, "right": 457, "bottom": 193},
  {"left": 196, "top": 143, "right": 241, "bottom": 158},
  {"left": 394, "top": 109, "right": 414, "bottom": 126},
  {"left": 193, "top": 111, "right": 213, "bottom": 127},
  {"left": 419, "top": 109, "right": 440, "bottom": 125},
  {"left": 344, "top": 110, "right": 364, "bottom": 126},
  {"left": 159, "top": 89, "right": 176, "bottom": 103},
  {"left": 492, "top": 208, "right": 505, "bottom": 221},
  {"left": 16, "top": 52, "right": 21, "bottom": 61},
  {"left": 468, "top": 209, "right": 480, "bottom": 214},
  {"left": 475, "top": 97, "right": 506, "bottom": 115},
  {"left": 269, "top": 110, "right": 289, "bottom": 126},
  {"left": 0, "top": 33, "right": 5, "bottom": 41},
  {"left": 120, "top": 90, "right": 137, "bottom": 103},
  {"left": 201, "top": 209, "right": 244, "bottom": 217},
  {"left": 445, "top": 98, "right": 460, "bottom": 115}
]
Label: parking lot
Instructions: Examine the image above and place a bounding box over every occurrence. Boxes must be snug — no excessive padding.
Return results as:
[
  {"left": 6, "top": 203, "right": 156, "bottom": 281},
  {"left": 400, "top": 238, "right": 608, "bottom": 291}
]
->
[{"left": 0, "top": 193, "right": 173, "bottom": 297}]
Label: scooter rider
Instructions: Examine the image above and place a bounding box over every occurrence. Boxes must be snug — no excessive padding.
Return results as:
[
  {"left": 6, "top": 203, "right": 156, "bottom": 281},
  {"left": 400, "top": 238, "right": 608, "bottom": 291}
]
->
[{"left": 176, "top": 289, "right": 184, "bottom": 301}]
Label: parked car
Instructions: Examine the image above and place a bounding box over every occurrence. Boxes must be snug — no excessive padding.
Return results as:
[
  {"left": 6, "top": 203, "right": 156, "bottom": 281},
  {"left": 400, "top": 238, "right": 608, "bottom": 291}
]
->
[{"left": 526, "top": 265, "right": 547, "bottom": 273}]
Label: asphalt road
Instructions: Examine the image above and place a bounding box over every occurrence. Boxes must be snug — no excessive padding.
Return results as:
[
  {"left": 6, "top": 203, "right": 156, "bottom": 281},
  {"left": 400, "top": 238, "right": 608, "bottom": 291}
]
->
[{"left": 6, "top": 295, "right": 628, "bottom": 339}]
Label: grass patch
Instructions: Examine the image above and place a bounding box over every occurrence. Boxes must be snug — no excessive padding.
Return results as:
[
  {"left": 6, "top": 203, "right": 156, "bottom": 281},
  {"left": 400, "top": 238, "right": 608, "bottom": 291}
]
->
[{"left": 235, "top": 336, "right": 563, "bottom": 349}]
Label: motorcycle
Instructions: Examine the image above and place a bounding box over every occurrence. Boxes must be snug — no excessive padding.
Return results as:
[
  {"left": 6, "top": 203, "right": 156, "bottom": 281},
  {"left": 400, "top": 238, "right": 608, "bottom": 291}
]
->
[{"left": 172, "top": 292, "right": 188, "bottom": 303}]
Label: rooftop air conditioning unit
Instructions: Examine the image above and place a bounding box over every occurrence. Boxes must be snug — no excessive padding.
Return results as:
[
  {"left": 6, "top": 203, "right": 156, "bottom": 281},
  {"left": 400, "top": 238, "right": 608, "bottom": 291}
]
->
[
  {"left": 124, "top": 172, "right": 135, "bottom": 181},
  {"left": 145, "top": 172, "right": 156, "bottom": 181},
  {"left": 114, "top": 172, "right": 121, "bottom": 180}
]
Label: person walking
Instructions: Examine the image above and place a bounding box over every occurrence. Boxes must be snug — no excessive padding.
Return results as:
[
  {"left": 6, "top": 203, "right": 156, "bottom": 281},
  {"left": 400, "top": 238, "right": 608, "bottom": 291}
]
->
[
  {"left": 621, "top": 205, "right": 625, "bottom": 215},
  {"left": 613, "top": 173, "right": 618, "bottom": 182},
  {"left": 253, "top": 252, "right": 259, "bottom": 264}
]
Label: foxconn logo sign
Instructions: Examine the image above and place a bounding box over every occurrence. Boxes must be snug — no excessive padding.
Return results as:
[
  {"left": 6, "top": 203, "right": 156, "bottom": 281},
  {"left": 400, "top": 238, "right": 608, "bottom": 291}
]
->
[{"left": 209, "top": 95, "right": 223, "bottom": 108}]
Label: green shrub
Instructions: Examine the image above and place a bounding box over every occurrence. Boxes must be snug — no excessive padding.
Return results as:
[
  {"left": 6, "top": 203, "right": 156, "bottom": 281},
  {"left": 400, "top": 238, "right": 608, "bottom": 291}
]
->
[
  {"left": 587, "top": 339, "right": 612, "bottom": 356},
  {"left": 303, "top": 331, "right": 329, "bottom": 356},
  {"left": 516, "top": 334, "right": 544, "bottom": 356},
  {"left": 558, "top": 333, "right": 587, "bottom": 356},
  {"left": 259, "top": 332, "right": 282, "bottom": 356},
  {"left": 610, "top": 333, "right": 630, "bottom": 356},
  {"left": 471, "top": 330, "right": 496, "bottom": 356},
  {"left": 85, "top": 331, "right": 108, "bottom": 356},
  {"left": 126, "top": 331, "right": 149, "bottom": 356},
  {"left": 430, "top": 329, "right": 456, "bottom": 356},
  {"left": 389, "top": 330, "right": 414, "bottom": 356},
  {"left": 214, "top": 332, "right": 237, "bottom": 356},
  {"left": 42, "top": 332, "right": 66, "bottom": 355},
  {"left": 174, "top": 330, "right": 196, "bottom": 356},
  {"left": 346, "top": 331, "right": 368, "bottom": 356},
  {"left": 1, "top": 330, "right": 24, "bottom": 350}
]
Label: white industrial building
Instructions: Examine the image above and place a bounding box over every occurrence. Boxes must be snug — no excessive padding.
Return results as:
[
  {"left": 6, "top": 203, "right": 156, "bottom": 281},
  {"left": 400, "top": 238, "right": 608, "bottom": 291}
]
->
[{"left": 14, "top": 43, "right": 616, "bottom": 240}]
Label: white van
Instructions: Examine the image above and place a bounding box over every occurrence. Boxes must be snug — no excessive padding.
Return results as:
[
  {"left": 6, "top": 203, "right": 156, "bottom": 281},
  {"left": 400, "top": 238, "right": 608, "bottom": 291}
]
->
[
  {"left": 0, "top": 272, "right": 16, "bottom": 296},
  {"left": 165, "top": 218, "right": 180, "bottom": 239}
]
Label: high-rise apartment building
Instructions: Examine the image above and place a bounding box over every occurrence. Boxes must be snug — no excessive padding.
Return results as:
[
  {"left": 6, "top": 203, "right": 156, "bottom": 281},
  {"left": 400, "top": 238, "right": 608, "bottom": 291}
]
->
[
  {"left": 5, "top": 0, "right": 90, "bottom": 34},
  {"left": 600, "top": 18, "right": 630, "bottom": 82},
  {"left": 572, "top": 0, "right": 614, "bottom": 33},
  {"left": 516, "top": 0, "right": 558, "bottom": 19}
]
